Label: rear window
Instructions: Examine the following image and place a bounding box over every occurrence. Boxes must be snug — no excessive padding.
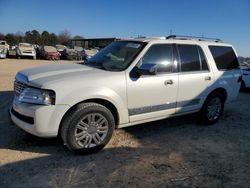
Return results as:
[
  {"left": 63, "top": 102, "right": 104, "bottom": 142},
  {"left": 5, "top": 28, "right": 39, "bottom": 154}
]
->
[{"left": 209, "top": 46, "right": 239, "bottom": 70}]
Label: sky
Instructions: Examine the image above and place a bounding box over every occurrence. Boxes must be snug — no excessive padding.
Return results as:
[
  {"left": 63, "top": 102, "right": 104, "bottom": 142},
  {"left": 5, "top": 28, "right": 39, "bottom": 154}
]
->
[{"left": 0, "top": 0, "right": 249, "bottom": 56}]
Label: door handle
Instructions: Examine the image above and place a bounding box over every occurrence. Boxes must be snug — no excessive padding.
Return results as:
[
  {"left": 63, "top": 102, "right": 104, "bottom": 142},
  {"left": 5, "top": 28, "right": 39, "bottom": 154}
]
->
[
  {"left": 205, "top": 76, "right": 211, "bottom": 81},
  {"left": 164, "top": 80, "right": 173, "bottom": 85}
]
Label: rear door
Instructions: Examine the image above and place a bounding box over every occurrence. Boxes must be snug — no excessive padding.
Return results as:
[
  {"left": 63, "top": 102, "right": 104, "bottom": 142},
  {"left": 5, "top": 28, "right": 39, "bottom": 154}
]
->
[{"left": 176, "top": 44, "right": 213, "bottom": 113}]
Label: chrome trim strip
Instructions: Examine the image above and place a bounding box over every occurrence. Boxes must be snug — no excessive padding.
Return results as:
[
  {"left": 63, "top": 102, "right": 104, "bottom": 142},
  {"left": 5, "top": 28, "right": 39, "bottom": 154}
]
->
[
  {"left": 129, "top": 103, "right": 176, "bottom": 116},
  {"left": 129, "top": 98, "right": 201, "bottom": 116},
  {"left": 176, "top": 98, "right": 200, "bottom": 108}
]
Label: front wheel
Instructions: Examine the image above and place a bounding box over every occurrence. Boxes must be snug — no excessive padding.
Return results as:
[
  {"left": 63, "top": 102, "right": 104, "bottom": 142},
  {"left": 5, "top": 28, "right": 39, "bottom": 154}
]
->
[
  {"left": 61, "top": 103, "right": 115, "bottom": 154},
  {"left": 199, "top": 92, "right": 225, "bottom": 125}
]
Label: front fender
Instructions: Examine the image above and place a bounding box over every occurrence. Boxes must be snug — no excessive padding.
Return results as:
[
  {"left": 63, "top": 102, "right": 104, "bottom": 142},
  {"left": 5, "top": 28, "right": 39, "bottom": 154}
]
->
[{"left": 57, "top": 86, "right": 129, "bottom": 125}]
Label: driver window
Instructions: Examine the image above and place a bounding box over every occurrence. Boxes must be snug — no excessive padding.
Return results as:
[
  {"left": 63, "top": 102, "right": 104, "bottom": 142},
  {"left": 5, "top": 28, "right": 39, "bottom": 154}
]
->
[{"left": 141, "top": 44, "right": 174, "bottom": 73}]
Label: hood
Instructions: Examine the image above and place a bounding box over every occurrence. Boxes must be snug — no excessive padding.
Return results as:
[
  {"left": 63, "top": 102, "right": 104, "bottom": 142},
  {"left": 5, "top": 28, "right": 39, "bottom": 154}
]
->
[
  {"left": 19, "top": 46, "right": 34, "bottom": 51},
  {"left": 16, "top": 63, "right": 108, "bottom": 88}
]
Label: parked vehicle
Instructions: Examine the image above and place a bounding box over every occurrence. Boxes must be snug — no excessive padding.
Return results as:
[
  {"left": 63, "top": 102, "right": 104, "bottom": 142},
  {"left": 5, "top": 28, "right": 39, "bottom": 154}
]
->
[
  {"left": 0, "top": 40, "right": 9, "bottom": 58},
  {"left": 16, "top": 43, "right": 36, "bottom": 59},
  {"left": 7, "top": 45, "right": 17, "bottom": 58},
  {"left": 0, "top": 47, "right": 7, "bottom": 58},
  {"left": 0, "top": 45, "right": 7, "bottom": 59},
  {"left": 0, "top": 40, "right": 9, "bottom": 50},
  {"left": 73, "top": 46, "right": 87, "bottom": 60},
  {"left": 41, "top": 46, "right": 61, "bottom": 60},
  {"left": 55, "top": 45, "right": 67, "bottom": 54},
  {"left": 84, "top": 48, "right": 99, "bottom": 59},
  {"left": 10, "top": 35, "right": 241, "bottom": 154},
  {"left": 61, "top": 48, "right": 79, "bottom": 60},
  {"left": 241, "top": 67, "right": 250, "bottom": 90}
]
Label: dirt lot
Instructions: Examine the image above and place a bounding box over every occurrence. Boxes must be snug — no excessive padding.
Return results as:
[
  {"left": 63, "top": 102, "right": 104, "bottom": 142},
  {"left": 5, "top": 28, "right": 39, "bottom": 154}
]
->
[{"left": 0, "top": 59, "right": 250, "bottom": 188}]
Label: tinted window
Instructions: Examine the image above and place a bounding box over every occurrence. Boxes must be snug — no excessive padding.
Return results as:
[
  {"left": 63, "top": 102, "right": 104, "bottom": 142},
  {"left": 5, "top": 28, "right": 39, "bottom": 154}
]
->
[
  {"left": 178, "top": 45, "right": 200, "bottom": 72},
  {"left": 198, "top": 46, "right": 209, "bottom": 71},
  {"left": 209, "top": 46, "right": 239, "bottom": 70},
  {"left": 141, "top": 44, "right": 173, "bottom": 73}
]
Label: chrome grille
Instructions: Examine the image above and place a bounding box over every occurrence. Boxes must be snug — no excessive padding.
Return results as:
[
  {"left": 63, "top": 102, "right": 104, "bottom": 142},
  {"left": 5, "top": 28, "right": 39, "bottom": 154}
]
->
[{"left": 14, "top": 80, "right": 28, "bottom": 95}]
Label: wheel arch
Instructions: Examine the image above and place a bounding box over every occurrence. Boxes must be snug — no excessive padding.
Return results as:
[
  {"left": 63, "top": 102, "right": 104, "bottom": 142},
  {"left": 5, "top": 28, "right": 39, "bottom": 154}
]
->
[
  {"left": 58, "top": 98, "right": 120, "bottom": 136},
  {"left": 206, "top": 87, "right": 228, "bottom": 103}
]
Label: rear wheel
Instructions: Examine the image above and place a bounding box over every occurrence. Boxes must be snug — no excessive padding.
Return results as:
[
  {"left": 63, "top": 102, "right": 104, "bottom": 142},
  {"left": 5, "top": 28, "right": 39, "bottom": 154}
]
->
[
  {"left": 199, "top": 92, "right": 225, "bottom": 125},
  {"left": 61, "top": 103, "right": 115, "bottom": 154}
]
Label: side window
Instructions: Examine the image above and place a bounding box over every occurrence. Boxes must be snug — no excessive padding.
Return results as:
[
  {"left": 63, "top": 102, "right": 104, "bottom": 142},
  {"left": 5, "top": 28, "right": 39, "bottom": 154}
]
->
[
  {"left": 178, "top": 45, "right": 201, "bottom": 72},
  {"left": 141, "top": 44, "right": 173, "bottom": 73},
  {"left": 209, "top": 46, "right": 240, "bottom": 70},
  {"left": 198, "top": 46, "right": 209, "bottom": 71}
]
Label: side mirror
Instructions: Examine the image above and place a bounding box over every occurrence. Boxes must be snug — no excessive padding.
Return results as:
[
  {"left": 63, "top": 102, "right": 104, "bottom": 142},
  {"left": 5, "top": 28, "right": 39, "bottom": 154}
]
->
[{"left": 137, "top": 64, "right": 157, "bottom": 75}]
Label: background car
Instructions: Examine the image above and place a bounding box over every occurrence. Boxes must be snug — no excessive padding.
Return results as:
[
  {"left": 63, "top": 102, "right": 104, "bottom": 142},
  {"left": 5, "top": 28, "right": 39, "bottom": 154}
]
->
[
  {"left": 84, "top": 48, "right": 99, "bottom": 59},
  {"left": 7, "top": 45, "right": 17, "bottom": 58},
  {"left": 16, "top": 43, "right": 36, "bottom": 59},
  {"left": 55, "top": 45, "right": 67, "bottom": 54},
  {"left": 0, "top": 40, "right": 9, "bottom": 58},
  {"left": 61, "top": 47, "right": 79, "bottom": 60},
  {"left": 73, "top": 46, "right": 87, "bottom": 60},
  {"left": 41, "top": 46, "right": 61, "bottom": 60},
  {"left": 0, "top": 40, "right": 9, "bottom": 50},
  {"left": 241, "top": 67, "right": 250, "bottom": 90}
]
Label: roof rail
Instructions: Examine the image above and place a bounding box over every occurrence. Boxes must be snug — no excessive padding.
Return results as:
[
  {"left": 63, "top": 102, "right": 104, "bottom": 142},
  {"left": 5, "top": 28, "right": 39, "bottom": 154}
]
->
[
  {"left": 166, "top": 35, "right": 223, "bottom": 43},
  {"left": 135, "top": 36, "right": 166, "bottom": 40}
]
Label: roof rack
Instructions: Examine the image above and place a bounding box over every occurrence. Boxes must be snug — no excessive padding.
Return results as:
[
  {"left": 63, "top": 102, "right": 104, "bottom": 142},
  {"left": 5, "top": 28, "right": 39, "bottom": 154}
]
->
[
  {"left": 136, "top": 36, "right": 166, "bottom": 40},
  {"left": 166, "top": 35, "right": 223, "bottom": 43}
]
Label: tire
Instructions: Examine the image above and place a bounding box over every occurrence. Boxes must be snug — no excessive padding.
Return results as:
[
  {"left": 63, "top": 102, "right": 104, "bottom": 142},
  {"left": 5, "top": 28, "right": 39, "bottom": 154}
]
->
[
  {"left": 199, "top": 92, "right": 225, "bottom": 125},
  {"left": 61, "top": 102, "right": 115, "bottom": 154},
  {"left": 33, "top": 56, "right": 36, "bottom": 60}
]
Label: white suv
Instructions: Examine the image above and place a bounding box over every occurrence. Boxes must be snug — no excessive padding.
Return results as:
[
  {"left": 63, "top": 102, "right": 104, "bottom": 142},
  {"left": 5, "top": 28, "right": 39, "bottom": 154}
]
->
[
  {"left": 16, "top": 43, "right": 36, "bottom": 59},
  {"left": 10, "top": 35, "right": 241, "bottom": 153}
]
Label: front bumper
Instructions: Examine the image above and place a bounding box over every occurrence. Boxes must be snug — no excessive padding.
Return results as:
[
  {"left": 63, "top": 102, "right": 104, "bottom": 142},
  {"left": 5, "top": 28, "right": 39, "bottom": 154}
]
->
[
  {"left": 18, "top": 51, "right": 36, "bottom": 57},
  {"left": 10, "top": 96, "right": 70, "bottom": 137}
]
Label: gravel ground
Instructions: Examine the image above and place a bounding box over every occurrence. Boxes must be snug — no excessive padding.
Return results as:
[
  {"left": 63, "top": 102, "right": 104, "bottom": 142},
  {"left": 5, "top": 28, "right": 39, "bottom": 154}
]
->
[{"left": 0, "top": 59, "right": 250, "bottom": 188}]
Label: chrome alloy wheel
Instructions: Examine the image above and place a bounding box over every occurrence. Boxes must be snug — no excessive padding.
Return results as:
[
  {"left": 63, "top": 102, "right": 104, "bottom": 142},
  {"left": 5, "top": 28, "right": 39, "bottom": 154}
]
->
[
  {"left": 206, "top": 97, "right": 222, "bottom": 121},
  {"left": 74, "top": 113, "right": 109, "bottom": 148}
]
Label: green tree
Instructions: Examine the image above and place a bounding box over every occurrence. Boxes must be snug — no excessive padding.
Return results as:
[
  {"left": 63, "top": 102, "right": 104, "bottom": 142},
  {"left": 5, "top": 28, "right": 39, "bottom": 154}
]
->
[
  {"left": 41, "top": 30, "right": 50, "bottom": 45},
  {"left": 5, "top": 33, "right": 18, "bottom": 45}
]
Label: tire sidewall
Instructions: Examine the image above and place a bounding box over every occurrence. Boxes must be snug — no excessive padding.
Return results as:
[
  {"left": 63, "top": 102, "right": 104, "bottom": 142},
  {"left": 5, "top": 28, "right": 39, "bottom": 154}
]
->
[
  {"left": 200, "top": 92, "right": 225, "bottom": 125},
  {"left": 63, "top": 103, "right": 115, "bottom": 154}
]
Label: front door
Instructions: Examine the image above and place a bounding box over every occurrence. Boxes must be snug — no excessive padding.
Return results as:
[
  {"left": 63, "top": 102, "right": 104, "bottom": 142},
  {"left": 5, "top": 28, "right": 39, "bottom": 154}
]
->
[{"left": 127, "top": 43, "right": 179, "bottom": 122}]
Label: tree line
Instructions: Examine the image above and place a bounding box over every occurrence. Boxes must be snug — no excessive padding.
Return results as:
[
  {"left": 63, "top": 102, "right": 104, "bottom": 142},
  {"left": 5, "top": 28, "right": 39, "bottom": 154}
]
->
[{"left": 0, "top": 30, "right": 84, "bottom": 46}]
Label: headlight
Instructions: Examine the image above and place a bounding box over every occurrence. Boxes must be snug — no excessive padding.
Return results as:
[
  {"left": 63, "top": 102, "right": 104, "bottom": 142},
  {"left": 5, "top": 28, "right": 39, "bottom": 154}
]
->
[{"left": 19, "top": 88, "right": 55, "bottom": 105}]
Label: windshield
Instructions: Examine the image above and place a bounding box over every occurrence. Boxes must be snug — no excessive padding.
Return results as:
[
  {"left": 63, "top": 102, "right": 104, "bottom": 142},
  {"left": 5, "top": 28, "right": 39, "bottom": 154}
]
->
[{"left": 85, "top": 41, "right": 145, "bottom": 71}]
